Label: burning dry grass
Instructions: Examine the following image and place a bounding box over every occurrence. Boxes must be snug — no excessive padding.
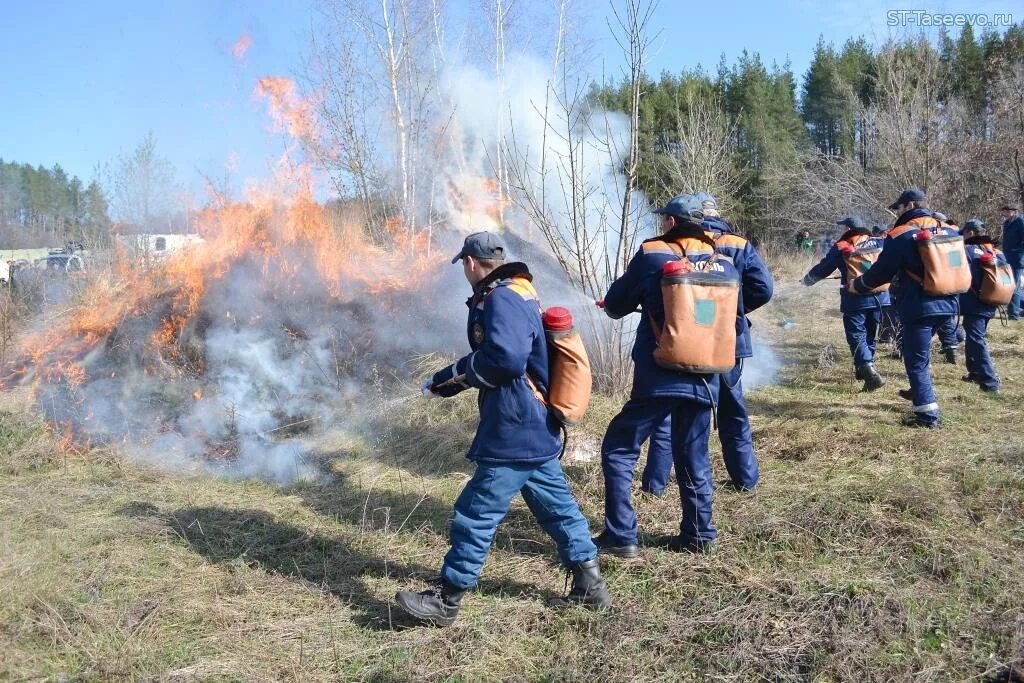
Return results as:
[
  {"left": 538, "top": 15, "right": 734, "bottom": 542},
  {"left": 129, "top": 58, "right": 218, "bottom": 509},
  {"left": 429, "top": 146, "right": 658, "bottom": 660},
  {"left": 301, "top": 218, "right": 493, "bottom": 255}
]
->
[
  {"left": 1, "top": 278, "right": 1023, "bottom": 681},
  {"left": 0, "top": 194, "right": 461, "bottom": 477}
]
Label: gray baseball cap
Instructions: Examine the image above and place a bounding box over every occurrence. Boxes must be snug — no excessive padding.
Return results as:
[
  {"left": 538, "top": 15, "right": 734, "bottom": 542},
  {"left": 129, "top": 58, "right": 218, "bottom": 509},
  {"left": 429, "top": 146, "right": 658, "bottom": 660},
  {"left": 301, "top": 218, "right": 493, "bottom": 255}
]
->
[{"left": 451, "top": 231, "right": 508, "bottom": 264}]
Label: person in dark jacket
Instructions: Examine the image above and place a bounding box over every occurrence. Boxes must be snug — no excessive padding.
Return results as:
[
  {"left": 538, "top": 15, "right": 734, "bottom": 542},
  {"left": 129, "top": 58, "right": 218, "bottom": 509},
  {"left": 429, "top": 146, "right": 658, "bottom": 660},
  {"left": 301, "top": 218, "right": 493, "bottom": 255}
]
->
[
  {"left": 802, "top": 216, "right": 889, "bottom": 391},
  {"left": 640, "top": 192, "right": 773, "bottom": 496},
  {"left": 959, "top": 219, "right": 1002, "bottom": 392},
  {"left": 850, "top": 188, "right": 958, "bottom": 428},
  {"left": 395, "top": 232, "right": 609, "bottom": 626},
  {"left": 594, "top": 195, "right": 731, "bottom": 558},
  {"left": 1001, "top": 203, "right": 1024, "bottom": 319}
]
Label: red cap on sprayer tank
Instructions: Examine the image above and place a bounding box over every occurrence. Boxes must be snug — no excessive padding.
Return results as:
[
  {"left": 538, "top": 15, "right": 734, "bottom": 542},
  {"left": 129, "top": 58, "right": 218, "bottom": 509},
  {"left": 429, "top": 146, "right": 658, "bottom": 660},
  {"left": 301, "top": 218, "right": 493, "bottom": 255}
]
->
[
  {"left": 914, "top": 229, "right": 933, "bottom": 241},
  {"left": 840, "top": 243, "right": 855, "bottom": 255},
  {"left": 980, "top": 251, "right": 995, "bottom": 264},
  {"left": 662, "top": 260, "right": 687, "bottom": 277},
  {"left": 543, "top": 307, "right": 574, "bottom": 332}
]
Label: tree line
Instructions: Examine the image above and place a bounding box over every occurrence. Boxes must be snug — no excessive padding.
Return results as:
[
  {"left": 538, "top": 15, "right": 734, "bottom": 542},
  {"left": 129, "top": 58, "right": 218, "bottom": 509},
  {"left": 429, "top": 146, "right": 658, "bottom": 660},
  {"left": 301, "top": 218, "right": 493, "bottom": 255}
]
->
[
  {"left": 592, "top": 24, "right": 1024, "bottom": 243},
  {"left": 0, "top": 132, "right": 187, "bottom": 251},
  {"left": 0, "top": 161, "right": 110, "bottom": 249}
]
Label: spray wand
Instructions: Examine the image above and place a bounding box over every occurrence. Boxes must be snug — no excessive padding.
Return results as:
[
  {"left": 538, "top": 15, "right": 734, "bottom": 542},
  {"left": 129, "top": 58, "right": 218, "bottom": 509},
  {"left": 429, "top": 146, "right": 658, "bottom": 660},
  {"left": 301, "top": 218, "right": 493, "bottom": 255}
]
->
[{"left": 422, "top": 373, "right": 467, "bottom": 397}]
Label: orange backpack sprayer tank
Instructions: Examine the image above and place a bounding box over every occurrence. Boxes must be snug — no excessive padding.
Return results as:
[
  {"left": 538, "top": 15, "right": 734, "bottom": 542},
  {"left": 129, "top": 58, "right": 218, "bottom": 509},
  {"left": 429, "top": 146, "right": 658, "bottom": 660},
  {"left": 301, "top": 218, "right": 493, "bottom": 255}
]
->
[
  {"left": 840, "top": 242, "right": 888, "bottom": 293},
  {"left": 650, "top": 259, "right": 739, "bottom": 374},
  {"left": 977, "top": 251, "right": 1015, "bottom": 305},
  {"left": 908, "top": 230, "right": 971, "bottom": 295},
  {"left": 541, "top": 307, "right": 592, "bottom": 425}
]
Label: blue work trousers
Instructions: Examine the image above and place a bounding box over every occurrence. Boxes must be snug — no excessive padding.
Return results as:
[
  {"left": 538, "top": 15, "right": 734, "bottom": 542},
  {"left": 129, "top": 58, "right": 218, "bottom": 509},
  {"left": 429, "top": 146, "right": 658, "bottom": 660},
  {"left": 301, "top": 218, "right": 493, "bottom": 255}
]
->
[
  {"left": 934, "top": 316, "right": 962, "bottom": 351},
  {"left": 641, "top": 362, "right": 759, "bottom": 494},
  {"left": 901, "top": 316, "right": 951, "bottom": 426},
  {"left": 602, "top": 397, "right": 714, "bottom": 546},
  {"left": 441, "top": 458, "right": 596, "bottom": 590},
  {"left": 1008, "top": 267, "right": 1024, "bottom": 319},
  {"left": 844, "top": 309, "right": 881, "bottom": 367},
  {"left": 963, "top": 315, "right": 999, "bottom": 390}
]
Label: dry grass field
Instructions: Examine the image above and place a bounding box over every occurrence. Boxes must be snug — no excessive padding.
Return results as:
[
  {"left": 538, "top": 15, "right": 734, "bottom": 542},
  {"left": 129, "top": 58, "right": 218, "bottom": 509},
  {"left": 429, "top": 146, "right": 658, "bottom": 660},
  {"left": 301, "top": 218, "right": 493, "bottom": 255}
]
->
[{"left": 1, "top": 256, "right": 1023, "bottom": 681}]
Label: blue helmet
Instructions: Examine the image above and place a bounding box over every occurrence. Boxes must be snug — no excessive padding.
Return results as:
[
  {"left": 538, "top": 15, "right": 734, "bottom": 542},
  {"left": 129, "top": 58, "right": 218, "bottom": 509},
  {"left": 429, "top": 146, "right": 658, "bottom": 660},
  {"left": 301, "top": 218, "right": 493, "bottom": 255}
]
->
[
  {"left": 961, "top": 218, "right": 985, "bottom": 235},
  {"left": 694, "top": 191, "right": 720, "bottom": 217},
  {"left": 652, "top": 194, "right": 704, "bottom": 222}
]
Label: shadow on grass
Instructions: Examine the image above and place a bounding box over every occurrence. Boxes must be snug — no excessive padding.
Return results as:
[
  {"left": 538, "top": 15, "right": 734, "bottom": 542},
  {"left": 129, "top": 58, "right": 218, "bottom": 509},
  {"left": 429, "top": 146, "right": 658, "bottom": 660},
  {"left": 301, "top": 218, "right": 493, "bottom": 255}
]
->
[
  {"left": 300, "top": 475, "right": 575, "bottom": 566},
  {"left": 296, "top": 473, "right": 456, "bottom": 536},
  {"left": 117, "top": 502, "right": 553, "bottom": 632}
]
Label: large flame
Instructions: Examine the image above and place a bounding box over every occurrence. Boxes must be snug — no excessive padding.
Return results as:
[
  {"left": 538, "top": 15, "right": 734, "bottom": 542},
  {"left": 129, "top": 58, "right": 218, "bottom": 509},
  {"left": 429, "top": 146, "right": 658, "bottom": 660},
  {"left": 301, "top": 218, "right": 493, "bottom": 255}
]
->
[{"left": 1, "top": 76, "right": 455, "bottom": 470}]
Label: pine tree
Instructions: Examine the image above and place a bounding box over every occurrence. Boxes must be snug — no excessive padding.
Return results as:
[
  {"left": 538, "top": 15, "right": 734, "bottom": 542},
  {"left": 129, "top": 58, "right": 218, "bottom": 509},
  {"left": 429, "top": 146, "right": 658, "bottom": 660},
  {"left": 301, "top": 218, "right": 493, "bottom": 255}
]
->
[{"left": 802, "top": 38, "right": 843, "bottom": 155}]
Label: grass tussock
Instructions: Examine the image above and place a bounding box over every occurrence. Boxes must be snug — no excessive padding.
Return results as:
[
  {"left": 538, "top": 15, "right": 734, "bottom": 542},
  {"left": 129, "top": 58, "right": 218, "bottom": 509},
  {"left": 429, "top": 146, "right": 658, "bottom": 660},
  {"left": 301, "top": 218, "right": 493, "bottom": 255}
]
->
[{"left": 1, "top": 280, "right": 1024, "bottom": 681}]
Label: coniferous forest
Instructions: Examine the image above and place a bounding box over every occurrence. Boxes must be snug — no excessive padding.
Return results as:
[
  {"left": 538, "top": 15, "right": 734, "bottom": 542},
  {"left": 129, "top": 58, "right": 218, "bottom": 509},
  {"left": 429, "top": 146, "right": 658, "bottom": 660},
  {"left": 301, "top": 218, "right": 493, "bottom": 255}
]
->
[{"left": 592, "top": 25, "right": 1024, "bottom": 241}]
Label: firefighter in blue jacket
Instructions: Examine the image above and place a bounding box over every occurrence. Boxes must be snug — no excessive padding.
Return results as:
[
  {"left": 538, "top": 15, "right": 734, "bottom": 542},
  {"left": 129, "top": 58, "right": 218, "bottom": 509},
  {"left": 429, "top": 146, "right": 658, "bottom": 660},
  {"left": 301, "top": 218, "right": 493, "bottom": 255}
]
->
[
  {"left": 960, "top": 219, "right": 1002, "bottom": 392},
  {"left": 850, "top": 188, "right": 957, "bottom": 428},
  {"left": 594, "top": 194, "right": 729, "bottom": 558},
  {"left": 640, "top": 192, "right": 773, "bottom": 496},
  {"left": 1002, "top": 203, "right": 1024, "bottom": 320},
  {"left": 802, "top": 216, "right": 889, "bottom": 391},
  {"left": 395, "top": 232, "right": 609, "bottom": 626}
]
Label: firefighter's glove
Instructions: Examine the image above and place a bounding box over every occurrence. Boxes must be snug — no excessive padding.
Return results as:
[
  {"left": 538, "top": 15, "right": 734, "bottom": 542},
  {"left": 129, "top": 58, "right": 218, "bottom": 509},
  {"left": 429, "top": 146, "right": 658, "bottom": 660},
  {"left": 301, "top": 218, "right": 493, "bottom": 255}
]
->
[{"left": 431, "top": 364, "right": 468, "bottom": 398}]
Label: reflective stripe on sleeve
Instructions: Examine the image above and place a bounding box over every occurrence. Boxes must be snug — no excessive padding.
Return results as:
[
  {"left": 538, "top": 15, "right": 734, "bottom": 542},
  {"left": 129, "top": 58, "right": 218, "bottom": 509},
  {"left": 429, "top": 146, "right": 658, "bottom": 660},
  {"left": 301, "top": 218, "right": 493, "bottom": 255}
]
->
[{"left": 469, "top": 353, "right": 496, "bottom": 388}]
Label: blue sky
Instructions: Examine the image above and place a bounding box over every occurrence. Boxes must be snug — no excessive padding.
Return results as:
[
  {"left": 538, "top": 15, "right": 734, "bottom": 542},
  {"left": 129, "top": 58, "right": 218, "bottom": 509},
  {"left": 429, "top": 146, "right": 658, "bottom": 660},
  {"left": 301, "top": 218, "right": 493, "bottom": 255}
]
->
[{"left": 1, "top": 0, "right": 1018, "bottom": 195}]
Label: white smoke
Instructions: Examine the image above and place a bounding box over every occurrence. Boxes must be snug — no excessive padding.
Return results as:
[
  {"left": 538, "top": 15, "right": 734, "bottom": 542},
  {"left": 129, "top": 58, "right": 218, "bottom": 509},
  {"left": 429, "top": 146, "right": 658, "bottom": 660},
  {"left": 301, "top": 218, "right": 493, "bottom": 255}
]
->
[
  {"left": 14, "top": 50, "right": 782, "bottom": 485},
  {"left": 742, "top": 339, "right": 781, "bottom": 390},
  {"left": 433, "top": 54, "right": 652, "bottom": 290}
]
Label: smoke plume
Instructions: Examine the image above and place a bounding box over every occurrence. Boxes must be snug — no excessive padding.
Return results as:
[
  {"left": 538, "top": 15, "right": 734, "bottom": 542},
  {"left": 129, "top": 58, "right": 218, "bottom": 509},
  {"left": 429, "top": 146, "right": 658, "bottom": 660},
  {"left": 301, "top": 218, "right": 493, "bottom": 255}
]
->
[{"left": 3, "top": 51, "right": 779, "bottom": 483}]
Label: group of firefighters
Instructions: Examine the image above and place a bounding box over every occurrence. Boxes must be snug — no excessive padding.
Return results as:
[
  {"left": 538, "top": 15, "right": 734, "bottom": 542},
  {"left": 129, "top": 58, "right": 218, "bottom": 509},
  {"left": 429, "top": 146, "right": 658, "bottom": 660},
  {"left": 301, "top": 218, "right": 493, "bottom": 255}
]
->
[
  {"left": 393, "top": 188, "right": 1023, "bottom": 626},
  {"left": 803, "top": 191, "right": 1023, "bottom": 425}
]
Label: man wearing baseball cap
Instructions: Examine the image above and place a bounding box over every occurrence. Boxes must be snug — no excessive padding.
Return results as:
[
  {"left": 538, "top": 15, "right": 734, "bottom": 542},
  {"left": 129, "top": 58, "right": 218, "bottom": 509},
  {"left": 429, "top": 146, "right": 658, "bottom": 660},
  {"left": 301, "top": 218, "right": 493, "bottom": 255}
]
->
[
  {"left": 641, "top": 191, "right": 773, "bottom": 497},
  {"left": 849, "top": 188, "right": 958, "bottom": 428},
  {"left": 803, "top": 215, "right": 889, "bottom": 391},
  {"left": 395, "top": 231, "right": 610, "bottom": 625},
  {"left": 959, "top": 219, "right": 1003, "bottom": 392},
  {"left": 594, "top": 195, "right": 730, "bottom": 557}
]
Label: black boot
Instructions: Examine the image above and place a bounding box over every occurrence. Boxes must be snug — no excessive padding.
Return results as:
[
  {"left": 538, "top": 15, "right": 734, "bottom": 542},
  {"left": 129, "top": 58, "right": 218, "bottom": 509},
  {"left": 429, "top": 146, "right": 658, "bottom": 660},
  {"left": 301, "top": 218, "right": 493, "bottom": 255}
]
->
[
  {"left": 550, "top": 559, "right": 611, "bottom": 610},
  {"left": 592, "top": 531, "right": 639, "bottom": 559},
  {"left": 901, "top": 413, "right": 941, "bottom": 429},
  {"left": 856, "top": 363, "right": 885, "bottom": 391},
  {"left": 663, "top": 534, "right": 716, "bottom": 554},
  {"left": 395, "top": 581, "right": 465, "bottom": 626},
  {"left": 942, "top": 347, "right": 957, "bottom": 364}
]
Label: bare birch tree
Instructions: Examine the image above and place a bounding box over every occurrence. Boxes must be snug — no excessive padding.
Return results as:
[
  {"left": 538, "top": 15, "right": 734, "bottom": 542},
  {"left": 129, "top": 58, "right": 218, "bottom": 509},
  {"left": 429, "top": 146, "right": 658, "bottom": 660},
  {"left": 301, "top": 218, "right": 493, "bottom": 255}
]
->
[
  {"left": 863, "top": 39, "right": 948, "bottom": 193},
  {"left": 309, "top": 0, "right": 439, "bottom": 235},
  {"left": 658, "top": 87, "right": 740, "bottom": 208},
  {"left": 989, "top": 63, "right": 1024, "bottom": 207},
  {"left": 608, "top": 0, "right": 659, "bottom": 274}
]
